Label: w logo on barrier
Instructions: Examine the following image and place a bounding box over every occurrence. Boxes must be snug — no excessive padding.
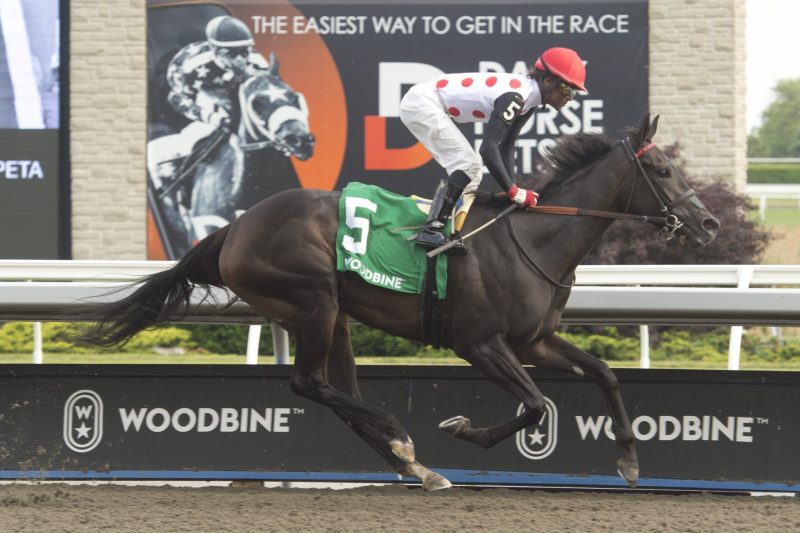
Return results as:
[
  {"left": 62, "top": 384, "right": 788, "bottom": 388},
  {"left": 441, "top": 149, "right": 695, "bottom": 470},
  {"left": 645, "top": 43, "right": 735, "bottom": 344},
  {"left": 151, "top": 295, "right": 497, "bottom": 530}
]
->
[
  {"left": 515, "top": 397, "right": 558, "bottom": 460},
  {"left": 63, "top": 390, "right": 103, "bottom": 453}
]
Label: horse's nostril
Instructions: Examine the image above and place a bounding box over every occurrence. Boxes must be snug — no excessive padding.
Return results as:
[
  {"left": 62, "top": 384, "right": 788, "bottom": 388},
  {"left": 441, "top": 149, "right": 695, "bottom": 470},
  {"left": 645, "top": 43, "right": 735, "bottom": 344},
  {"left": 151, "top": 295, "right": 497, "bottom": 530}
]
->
[{"left": 703, "top": 218, "right": 719, "bottom": 232}]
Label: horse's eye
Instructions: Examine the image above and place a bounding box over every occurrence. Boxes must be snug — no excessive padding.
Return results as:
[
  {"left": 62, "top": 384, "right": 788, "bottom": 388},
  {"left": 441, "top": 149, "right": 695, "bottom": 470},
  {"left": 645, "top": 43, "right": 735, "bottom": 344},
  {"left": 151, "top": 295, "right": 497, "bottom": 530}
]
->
[{"left": 657, "top": 167, "right": 670, "bottom": 178}]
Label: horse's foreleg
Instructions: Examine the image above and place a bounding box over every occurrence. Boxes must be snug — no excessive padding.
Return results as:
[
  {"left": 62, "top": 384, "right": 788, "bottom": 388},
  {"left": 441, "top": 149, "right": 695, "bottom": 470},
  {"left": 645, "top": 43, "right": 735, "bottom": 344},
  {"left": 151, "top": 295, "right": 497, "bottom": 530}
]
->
[
  {"left": 291, "top": 306, "right": 450, "bottom": 491},
  {"left": 521, "top": 333, "right": 639, "bottom": 487},
  {"left": 441, "top": 332, "right": 547, "bottom": 449}
]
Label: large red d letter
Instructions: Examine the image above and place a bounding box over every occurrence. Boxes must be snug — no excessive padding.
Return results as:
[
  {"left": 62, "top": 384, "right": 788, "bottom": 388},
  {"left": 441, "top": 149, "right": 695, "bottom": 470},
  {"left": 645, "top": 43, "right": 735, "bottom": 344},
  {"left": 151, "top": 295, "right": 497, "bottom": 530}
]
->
[{"left": 364, "top": 116, "right": 432, "bottom": 170}]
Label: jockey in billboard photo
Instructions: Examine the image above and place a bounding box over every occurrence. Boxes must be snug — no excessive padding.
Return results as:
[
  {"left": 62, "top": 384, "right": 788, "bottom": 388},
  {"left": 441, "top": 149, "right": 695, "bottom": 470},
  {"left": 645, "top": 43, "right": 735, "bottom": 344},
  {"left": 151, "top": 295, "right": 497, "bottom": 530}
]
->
[
  {"left": 399, "top": 47, "right": 588, "bottom": 252},
  {"left": 166, "top": 15, "right": 270, "bottom": 132}
]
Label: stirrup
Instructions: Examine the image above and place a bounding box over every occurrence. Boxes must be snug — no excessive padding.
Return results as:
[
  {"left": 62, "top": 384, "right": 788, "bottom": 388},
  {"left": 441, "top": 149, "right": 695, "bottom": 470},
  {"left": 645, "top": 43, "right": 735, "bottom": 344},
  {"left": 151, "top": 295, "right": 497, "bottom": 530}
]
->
[
  {"left": 416, "top": 227, "right": 448, "bottom": 249},
  {"left": 417, "top": 230, "right": 468, "bottom": 256}
]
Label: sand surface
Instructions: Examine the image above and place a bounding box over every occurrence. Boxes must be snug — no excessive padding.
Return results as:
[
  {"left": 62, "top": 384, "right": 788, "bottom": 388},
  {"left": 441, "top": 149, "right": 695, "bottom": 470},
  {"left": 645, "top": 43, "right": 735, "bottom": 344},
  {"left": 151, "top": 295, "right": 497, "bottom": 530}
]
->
[{"left": 0, "top": 483, "right": 798, "bottom": 532}]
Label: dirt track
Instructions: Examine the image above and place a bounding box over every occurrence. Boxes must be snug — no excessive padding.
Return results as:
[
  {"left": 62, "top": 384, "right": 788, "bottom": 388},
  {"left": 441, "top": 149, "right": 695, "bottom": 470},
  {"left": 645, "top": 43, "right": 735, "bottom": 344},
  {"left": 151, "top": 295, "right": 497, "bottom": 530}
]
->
[{"left": 1, "top": 483, "right": 798, "bottom": 532}]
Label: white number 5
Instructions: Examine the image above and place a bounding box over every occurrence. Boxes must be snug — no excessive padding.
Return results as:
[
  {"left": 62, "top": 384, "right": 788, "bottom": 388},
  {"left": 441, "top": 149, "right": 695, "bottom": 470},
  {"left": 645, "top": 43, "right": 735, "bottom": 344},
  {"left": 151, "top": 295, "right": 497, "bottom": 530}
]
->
[
  {"left": 502, "top": 100, "right": 522, "bottom": 122},
  {"left": 342, "top": 196, "right": 377, "bottom": 254}
]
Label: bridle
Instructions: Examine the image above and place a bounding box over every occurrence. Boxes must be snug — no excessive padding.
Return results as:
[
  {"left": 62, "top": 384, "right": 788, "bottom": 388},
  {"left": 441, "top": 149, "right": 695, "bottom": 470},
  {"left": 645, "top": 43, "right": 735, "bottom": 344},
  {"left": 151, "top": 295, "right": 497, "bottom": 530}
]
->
[
  {"left": 517, "top": 137, "right": 697, "bottom": 240},
  {"left": 620, "top": 136, "right": 697, "bottom": 242},
  {"left": 506, "top": 136, "right": 699, "bottom": 288}
]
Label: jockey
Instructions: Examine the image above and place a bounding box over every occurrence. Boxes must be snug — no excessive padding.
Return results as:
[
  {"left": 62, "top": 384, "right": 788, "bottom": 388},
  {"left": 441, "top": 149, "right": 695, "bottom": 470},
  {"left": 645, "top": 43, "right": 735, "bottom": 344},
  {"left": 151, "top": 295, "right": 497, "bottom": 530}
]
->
[
  {"left": 166, "top": 15, "right": 270, "bottom": 131},
  {"left": 399, "top": 47, "right": 587, "bottom": 252}
]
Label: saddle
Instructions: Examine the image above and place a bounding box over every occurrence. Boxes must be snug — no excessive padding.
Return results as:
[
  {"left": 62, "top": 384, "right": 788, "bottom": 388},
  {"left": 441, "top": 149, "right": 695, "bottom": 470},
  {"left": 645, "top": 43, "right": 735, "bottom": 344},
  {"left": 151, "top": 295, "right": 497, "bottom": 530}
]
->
[{"left": 335, "top": 183, "right": 450, "bottom": 347}]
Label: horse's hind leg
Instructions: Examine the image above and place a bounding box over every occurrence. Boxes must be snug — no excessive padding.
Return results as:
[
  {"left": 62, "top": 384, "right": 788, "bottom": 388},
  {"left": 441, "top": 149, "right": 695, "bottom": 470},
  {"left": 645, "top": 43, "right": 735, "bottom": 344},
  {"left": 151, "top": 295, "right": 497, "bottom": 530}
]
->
[
  {"left": 440, "top": 332, "right": 548, "bottom": 449},
  {"left": 292, "top": 305, "right": 450, "bottom": 491},
  {"left": 519, "top": 333, "right": 639, "bottom": 487}
]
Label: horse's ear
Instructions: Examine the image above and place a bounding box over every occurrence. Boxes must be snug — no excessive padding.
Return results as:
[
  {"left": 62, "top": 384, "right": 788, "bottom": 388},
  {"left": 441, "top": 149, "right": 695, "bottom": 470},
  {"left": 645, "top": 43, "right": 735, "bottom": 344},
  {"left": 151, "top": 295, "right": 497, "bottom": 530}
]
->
[
  {"left": 638, "top": 113, "right": 651, "bottom": 144},
  {"left": 648, "top": 114, "right": 660, "bottom": 140},
  {"left": 268, "top": 52, "right": 280, "bottom": 76}
]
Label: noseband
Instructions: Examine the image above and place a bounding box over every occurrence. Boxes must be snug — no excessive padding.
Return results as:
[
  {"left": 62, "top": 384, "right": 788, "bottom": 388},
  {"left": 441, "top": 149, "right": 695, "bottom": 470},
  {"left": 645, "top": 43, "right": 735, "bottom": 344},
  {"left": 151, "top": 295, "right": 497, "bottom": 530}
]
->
[{"left": 621, "top": 137, "right": 696, "bottom": 241}]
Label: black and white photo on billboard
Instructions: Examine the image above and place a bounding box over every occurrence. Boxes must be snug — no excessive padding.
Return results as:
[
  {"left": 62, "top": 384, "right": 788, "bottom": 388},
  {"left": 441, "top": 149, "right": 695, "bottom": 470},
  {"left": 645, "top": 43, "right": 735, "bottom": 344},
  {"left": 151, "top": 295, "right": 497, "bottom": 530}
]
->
[{"left": 147, "top": 5, "right": 315, "bottom": 259}]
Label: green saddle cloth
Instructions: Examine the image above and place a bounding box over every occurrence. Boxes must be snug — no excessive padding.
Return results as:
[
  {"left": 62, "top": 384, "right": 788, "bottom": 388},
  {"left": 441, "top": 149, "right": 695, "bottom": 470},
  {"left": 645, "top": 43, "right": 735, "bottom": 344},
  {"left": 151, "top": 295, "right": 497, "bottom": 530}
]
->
[{"left": 335, "top": 182, "right": 448, "bottom": 298}]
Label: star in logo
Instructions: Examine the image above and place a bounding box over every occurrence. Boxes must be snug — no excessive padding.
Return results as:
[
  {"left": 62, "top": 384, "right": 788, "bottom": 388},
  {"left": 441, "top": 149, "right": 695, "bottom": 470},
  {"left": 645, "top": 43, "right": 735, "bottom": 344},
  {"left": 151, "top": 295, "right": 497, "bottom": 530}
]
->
[
  {"left": 74, "top": 423, "right": 92, "bottom": 440},
  {"left": 263, "top": 84, "right": 287, "bottom": 103},
  {"left": 515, "top": 397, "right": 558, "bottom": 460},
  {"left": 527, "top": 428, "right": 545, "bottom": 447}
]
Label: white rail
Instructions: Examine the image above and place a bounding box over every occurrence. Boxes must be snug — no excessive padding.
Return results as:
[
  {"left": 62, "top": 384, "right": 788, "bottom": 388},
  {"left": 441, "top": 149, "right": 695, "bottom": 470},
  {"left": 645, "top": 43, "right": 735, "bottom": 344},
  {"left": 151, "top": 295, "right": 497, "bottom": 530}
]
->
[
  {"left": 1, "top": 261, "right": 799, "bottom": 370},
  {"left": 2, "top": 260, "right": 799, "bottom": 286},
  {"left": 744, "top": 183, "right": 800, "bottom": 220}
]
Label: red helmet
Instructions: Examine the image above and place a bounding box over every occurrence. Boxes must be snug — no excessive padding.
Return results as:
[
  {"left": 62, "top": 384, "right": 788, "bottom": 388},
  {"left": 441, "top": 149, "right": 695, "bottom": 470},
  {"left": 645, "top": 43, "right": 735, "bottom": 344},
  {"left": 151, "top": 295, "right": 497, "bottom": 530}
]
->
[{"left": 534, "top": 47, "right": 587, "bottom": 93}]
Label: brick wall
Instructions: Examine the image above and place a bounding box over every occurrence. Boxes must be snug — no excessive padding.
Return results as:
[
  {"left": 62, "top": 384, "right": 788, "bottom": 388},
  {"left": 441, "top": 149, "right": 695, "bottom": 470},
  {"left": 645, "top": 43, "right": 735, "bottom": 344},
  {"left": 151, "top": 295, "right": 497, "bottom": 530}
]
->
[
  {"left": 69, "top": 0, "right": 746, "bottom": 259},
  {"left": 650, "top": 0, "right": 747, "bottom": 189},
  {"left": 70, "top": 0, "right": 146, "bottom": 259}
]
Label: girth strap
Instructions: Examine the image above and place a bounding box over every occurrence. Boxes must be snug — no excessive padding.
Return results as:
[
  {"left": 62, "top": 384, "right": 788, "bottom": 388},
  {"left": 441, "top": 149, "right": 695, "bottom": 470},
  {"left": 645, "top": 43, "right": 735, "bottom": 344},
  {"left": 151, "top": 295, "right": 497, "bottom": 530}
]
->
[{"left": 420, "top": 255, "right": 444, "bottom": 348}]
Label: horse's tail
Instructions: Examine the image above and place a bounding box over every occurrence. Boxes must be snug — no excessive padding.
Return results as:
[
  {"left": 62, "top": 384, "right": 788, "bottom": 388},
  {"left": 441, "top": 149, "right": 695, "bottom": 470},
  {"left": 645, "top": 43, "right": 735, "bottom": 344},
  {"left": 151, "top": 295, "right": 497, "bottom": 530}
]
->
[{"left": 77, "top": 226, "right": 230, "bottom": 348}]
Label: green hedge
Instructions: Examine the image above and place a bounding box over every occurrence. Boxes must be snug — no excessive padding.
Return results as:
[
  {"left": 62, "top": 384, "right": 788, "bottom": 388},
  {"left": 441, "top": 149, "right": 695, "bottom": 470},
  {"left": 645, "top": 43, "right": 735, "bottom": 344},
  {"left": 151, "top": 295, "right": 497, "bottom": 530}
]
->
[
  {"left": 0, "top": 322, "right": 192, "bottom": 354},
  {"left": 3, "top": 322, "right": 800, "bottom": 363},
  {"left": 747, "top": 163, "right": 800, "bottom": 184}
]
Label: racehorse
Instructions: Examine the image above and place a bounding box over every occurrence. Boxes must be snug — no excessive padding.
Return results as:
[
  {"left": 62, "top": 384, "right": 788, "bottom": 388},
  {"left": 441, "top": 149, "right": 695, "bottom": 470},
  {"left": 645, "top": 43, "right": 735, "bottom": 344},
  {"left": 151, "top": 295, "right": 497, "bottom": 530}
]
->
[
  {"left": 81, "top": 115, "right": 719, "bottom": 490},
  {"left": 152, "top": 52, "right": 315, "bottom": 256}
]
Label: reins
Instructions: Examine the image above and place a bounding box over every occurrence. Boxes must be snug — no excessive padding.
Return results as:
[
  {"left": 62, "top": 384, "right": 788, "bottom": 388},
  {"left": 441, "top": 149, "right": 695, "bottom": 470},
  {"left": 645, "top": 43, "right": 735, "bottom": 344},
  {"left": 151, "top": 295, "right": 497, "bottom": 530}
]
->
[
  {"left": 504, "top": 213, "right": 575, "bottom": 288},
  {"left": 525, "top": 204, "right": 668, "bottom": 225},
  {"left": 500, "top": 137, "right": 695, "bottom": 288}
]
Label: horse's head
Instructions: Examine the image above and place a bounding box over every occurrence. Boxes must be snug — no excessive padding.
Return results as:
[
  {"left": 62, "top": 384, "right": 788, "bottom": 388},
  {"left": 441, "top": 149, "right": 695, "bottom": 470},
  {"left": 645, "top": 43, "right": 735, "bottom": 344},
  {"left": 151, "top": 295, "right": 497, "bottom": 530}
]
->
[
  {"left": 623, "top": 114, "right": 720, "bottom": 247},
  {"left": 238, "top": 53, "right": 315, "bottom": 160}
]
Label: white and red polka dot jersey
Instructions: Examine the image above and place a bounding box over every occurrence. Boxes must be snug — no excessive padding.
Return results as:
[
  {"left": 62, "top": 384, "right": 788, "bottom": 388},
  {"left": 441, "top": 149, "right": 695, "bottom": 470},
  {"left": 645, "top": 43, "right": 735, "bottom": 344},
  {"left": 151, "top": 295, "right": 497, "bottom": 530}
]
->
[{"left": 434, "top": 73, "right": 542, "bottom": 123}]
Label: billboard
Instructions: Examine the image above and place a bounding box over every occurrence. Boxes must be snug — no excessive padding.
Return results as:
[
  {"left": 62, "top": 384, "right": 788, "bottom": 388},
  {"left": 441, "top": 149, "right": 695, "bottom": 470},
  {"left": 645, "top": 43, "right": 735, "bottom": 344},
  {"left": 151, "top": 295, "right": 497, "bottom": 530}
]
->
[
  {"left": 146, "top": 0, "right": 648, "bottom": 259},
  {"left": 0, "top": 0, "right": 68, "bottom": 258},
  {"left": 1, "top": 366, "right": 798, "bottom": 491}
]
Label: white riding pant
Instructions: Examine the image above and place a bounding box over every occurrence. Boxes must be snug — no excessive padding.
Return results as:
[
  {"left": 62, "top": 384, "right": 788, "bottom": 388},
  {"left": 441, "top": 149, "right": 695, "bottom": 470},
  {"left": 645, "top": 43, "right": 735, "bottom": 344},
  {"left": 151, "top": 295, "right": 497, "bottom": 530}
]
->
[{"left": 399, "top": 80, "right": 483, "bottom": 195}]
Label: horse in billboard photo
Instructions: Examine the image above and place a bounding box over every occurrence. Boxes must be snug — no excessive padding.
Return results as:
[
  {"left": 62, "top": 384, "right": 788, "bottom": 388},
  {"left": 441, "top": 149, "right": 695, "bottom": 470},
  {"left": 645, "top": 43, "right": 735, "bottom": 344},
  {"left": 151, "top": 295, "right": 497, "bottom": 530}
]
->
[
  {"left": 79, "top": 115, "right": 719, "bottom": 490},
  {"left": 148, "top": 53, "right": 315, "bottom": 257}
]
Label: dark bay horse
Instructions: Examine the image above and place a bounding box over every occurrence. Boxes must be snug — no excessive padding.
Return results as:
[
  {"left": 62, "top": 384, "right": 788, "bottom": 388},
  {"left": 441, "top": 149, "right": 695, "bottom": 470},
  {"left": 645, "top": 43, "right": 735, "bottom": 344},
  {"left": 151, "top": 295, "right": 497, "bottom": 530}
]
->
[{"left": 81, "top": 115, "right": 719, "bottom": 490}]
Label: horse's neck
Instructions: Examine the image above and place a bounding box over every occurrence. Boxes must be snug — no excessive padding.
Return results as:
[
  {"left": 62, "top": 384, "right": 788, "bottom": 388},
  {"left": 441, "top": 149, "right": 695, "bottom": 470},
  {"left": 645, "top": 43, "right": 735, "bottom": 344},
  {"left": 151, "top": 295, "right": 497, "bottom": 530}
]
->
[{"left": 519, "top": 148, "right": 633, "bottom": 278}]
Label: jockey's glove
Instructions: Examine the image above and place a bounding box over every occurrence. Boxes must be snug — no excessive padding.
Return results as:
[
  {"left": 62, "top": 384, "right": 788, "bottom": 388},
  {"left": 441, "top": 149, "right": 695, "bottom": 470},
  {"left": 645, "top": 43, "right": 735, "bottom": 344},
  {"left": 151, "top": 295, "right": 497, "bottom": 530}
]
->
[{"left": 507, "top": 184, "right": 539, "bottom": 208}]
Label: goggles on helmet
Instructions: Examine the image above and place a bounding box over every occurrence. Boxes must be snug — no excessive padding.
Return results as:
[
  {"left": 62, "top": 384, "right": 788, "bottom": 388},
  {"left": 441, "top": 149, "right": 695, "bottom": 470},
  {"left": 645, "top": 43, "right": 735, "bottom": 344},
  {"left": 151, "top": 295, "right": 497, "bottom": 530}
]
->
[{"left": 558, "top": 83, "right": 579, "bottom": 99}]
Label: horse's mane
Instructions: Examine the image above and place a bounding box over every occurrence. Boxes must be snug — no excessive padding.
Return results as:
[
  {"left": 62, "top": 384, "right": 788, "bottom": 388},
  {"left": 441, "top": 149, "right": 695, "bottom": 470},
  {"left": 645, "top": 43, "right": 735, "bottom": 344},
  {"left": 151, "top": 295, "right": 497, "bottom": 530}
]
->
[
  {"left": 536, "top": 132, "right": 615, "bottom": 199},
  {"left": 471, "top": 131, "right": 619, "bottom": 206}
]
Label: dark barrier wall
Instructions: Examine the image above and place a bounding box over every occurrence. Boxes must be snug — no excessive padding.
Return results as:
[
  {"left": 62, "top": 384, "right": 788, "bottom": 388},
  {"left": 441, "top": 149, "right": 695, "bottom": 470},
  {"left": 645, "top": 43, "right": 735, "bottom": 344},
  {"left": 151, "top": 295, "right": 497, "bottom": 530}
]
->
[
  {"left": 145, "top": 0, "right": 648, "bottom": 258},
  {"left": 1, "top": 365, "right": 798, "bottom": 490}
]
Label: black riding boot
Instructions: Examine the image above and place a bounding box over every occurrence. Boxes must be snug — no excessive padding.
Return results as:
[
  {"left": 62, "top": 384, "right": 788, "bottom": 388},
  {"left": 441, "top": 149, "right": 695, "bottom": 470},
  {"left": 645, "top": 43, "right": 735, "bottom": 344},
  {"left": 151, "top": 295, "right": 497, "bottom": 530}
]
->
[{"left": 416, "top": 171, "right": 470, "bottom": 252}]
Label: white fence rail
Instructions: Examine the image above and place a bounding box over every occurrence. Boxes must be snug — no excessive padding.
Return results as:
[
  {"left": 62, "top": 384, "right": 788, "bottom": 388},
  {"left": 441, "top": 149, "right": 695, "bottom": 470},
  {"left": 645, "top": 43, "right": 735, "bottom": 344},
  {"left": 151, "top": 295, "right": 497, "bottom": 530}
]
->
[
  {"left": 2, "top": 261, "right": 800, "bottom": 370},
  {"left": 744, "top": 183, "right": 800, "bottom": 220}
]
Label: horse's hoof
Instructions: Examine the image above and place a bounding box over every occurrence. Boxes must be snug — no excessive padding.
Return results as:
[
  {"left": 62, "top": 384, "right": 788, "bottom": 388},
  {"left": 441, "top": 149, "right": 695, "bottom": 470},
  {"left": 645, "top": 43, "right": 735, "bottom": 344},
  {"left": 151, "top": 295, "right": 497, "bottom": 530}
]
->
[
  {"left": 400, "top": 461, "right": 452, "bottom": 492},
  {"left": 422, "top": 472, "right": 453, "bottom": 492},
  {"left": 389, "top": 437, "right": 416, "bottom": 464},
  {"left": 439, "top": 415, "right": 470, "bottom": 437},
  {"left": 616, "top": 458, "right": 639, "bottom": 487}
]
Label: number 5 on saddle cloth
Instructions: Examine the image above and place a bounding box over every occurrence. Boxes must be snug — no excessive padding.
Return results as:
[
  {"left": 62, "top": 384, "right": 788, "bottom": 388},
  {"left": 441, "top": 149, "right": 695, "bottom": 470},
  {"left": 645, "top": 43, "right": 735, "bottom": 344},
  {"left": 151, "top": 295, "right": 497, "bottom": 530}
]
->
[{"left": 335, "top": 182, "right": 452, "bottom": 347}]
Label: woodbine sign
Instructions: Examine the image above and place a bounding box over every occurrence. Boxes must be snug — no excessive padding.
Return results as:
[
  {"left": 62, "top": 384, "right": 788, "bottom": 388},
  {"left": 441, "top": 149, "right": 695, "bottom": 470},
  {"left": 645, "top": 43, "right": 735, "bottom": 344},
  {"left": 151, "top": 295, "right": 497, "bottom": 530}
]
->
[{"left": 2, "top": 365, "right": 798, "bottom": 491}]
